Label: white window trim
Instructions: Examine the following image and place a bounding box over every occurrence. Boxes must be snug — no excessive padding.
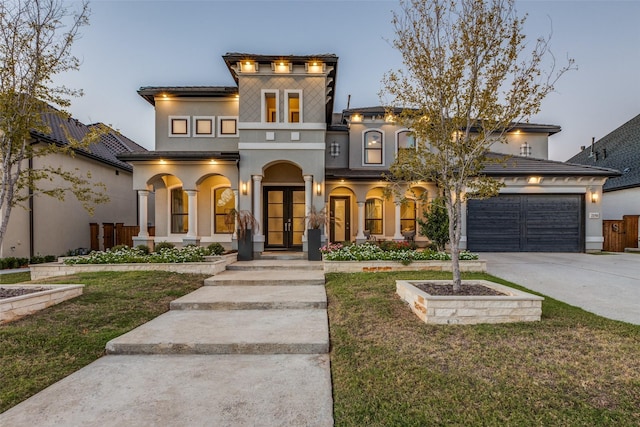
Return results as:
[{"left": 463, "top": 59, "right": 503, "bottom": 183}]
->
[
  {"left": 261, "top": 89, "right": 279, "bottom": 123},
  {"left": 211, "top": 186, "right": 234, "bottom": 236},
  {"left": 168, "top": 116, "right": 191, "bottom": 137},
  {"left": 284, "top": 89, "right": 303, "bottom": 124},
  {"left": 218, "top": 116, "right": 239, "bottom": 137},
  {"left": 193, "top": 116, "right": 215, "bottom": 138},
  {"left": 362, "top": 129, "right": 385, "bottom": 166},
  {"left": 395, "top": 128, "right": 418, "bottom": 156}
]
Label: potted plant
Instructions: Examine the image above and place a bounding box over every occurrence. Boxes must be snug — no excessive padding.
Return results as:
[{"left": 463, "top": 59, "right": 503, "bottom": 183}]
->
[
  {"left": 306, "top": 205, "right": 328, "bottom": 261},
  {"left": 226, "top": 209, "right": 258, "bottom": 261}
]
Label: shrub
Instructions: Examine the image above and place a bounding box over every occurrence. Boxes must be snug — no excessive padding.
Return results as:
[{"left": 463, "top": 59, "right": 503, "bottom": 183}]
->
[
  {"left": 418, "top": 198, "right": 450, "bottom": 252},
  {"left": 320, "top": 242, "right": 478, "bottom": 262},
  {"left": 109, "top": 245, "right": 129, "bottom": 252},
  {"left": 64, "top": 245, "right": 210, "bottom": 265},
  {"left": 135, "top": 245, "right": 150, "bottom": 255},
  {"left": 207, "top": 242, "right": 225, "bottom": 255},
  {"left": 154, "top": 241, "right": 175, "bottom": 251},
  {"left": 378, "top": 240, "right": 417, "bottom": 251}
]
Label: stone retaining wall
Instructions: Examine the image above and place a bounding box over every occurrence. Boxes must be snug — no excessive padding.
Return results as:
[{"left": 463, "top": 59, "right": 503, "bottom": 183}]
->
[
  {"left": 396, "top": 279, "right": 543, "bottom": 325},
  {"left": 324, "top": 259, "right": 486, "bottom": 273},
  {"left": 1, "top": 285, "right": 84, "bottom": 324},
  {"left": 30, "top": 253, "right": 237, "bottom": 280}
]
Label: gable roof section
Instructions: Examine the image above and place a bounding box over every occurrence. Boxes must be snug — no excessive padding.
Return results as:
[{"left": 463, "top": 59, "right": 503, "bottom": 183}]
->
[
  {"left": 566, "top": 114, "right": 640, "bottom": 191},
  {"left": 326, "top": 152, "right": 619, "bottom": 181},
  {"left": 30, "top": 109, "right": 146, "bottom": 172}
]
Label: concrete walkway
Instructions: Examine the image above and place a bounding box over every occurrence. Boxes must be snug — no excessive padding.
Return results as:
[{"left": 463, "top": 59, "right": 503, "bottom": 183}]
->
[
  {"left": 481, "top": 252, "right": 640, "bottom": 325},
  {"left": 0, "top": 258, "right": 333, "bottom": 426}
]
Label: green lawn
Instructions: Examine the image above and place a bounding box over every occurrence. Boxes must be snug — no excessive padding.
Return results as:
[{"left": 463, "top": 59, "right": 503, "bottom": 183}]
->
[
  {"left": 0, "top": 271, "right": 207, "bottom": 412},
  {"left": 2, "top": 270, "right": 639, "bottom": 425},
  {"left": 326, "top": 271, "right": 640, "bottom": 426},
  {"left": 0, "top": 272, "right": 31, "bottom": 284}
]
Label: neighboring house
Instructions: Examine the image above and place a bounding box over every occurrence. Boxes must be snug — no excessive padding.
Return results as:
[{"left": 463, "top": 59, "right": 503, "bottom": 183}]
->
[
  {"left": 118, "top": 53, "right": 617, "bottom": 254},
  {"left": 0, "top": 109, "right": 148, "bottom": 259},
  {"left": 567, "top": 114, "right": 640, "bottom": 249},
  {"left": 567, "top": 114, "right": 640, "bottom": 220}
]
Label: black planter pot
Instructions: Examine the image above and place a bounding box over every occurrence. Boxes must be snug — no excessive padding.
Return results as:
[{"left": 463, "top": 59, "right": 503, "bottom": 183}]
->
[
  {"left": 237, "top": 229, "right": 253, "bottom": 261},
  {"left": 307, "top": 228, "right": 322, "bottom": 261}
]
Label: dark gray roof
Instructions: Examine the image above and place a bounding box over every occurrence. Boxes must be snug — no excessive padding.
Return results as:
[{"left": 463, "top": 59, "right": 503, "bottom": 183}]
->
[
  {"left": 117, "top": 151, "right": 240, "bottom": 162},
  {"left": 31, "top": 109, "right": 146, "bottom": 172},
  {"left": 326, "top": 152, "right": 619, "bottom": 181},
  {"left": 138, "top": 86, "right": 238, "bottom": 106},
  {"left": 341, "top": 106, "right": 561, "bottom": 135},
  {"left": 566, "top": 114, "right": 640, "bottom": 191}
]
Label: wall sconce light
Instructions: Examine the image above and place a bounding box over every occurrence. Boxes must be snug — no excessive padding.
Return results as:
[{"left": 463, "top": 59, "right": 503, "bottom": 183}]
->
[
  {"left": 527, "top": 176, "right": 541, "bottom": 184},
  {"left": 241, "top": 182, "right": 248, "bottom": 195},
  {"left": 316, "top": 183, "right": 322, "bottom": 196},
  {"left": 591, "top": 191, "right": 599, "bottom": 204},
  {"left": 351, "top": 114, "right": 363, "bottom": 123}
]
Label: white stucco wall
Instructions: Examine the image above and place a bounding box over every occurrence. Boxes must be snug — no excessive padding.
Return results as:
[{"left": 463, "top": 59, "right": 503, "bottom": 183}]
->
[{"left": 602, "top": 187, "right": 640, "bottom": 220}]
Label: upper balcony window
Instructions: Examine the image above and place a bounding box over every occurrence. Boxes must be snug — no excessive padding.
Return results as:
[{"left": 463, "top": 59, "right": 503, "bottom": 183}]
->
[
  {"left": 285, "top": 90, "right": 302, "bottom": 123},
  {"left": 169, "top": 116, "right": 190, "bottom": 137},
  {"left": 363, "top": 130, "right": 384, "bottom": 165},
  {"left": 262, "top": 90, "right": 279, "bottom": 123}
]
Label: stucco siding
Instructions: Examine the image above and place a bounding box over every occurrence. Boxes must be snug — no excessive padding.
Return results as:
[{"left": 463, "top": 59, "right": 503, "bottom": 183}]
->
[{"left": 602, "top": 188, "right": 640, "bottom": 219}]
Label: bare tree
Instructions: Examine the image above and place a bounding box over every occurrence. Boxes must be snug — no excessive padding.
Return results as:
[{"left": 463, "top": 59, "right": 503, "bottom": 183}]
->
[
  {"left": 0, "top": 0, "right": 108, "bottom": 251},
  {"left": 382, "top": 0, "right": 574, "bottom": 291}
]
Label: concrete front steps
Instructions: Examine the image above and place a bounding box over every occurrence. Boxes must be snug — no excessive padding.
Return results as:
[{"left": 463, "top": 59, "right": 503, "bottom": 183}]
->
[{"left": 105, "top": 256, "right": 328, "bottom": 356}]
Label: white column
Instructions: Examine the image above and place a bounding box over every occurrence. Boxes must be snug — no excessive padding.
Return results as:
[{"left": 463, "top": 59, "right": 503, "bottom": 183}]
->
[
  {"left": 186, "top": 190, "right": 198, "bottom": 238},
  {"left": 252, "top": 175, "right": 263, "bottom": 238},
  {"left": 357, "top": 201, "right": 366, "bottom": 241},
  {"left": 137, "top": 190, "right": 149, "bottom": 237},
  {"left": 393, "top": 201, "right": 403, "bottom": 241},
  {"left": 304, "top": 175, "right": 313, "bottom": 237}
]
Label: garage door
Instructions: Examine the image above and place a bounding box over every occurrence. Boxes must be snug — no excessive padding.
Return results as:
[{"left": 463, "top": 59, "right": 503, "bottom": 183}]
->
[{"left": 467, "top": 194, "right": 584, "bottom": 252}]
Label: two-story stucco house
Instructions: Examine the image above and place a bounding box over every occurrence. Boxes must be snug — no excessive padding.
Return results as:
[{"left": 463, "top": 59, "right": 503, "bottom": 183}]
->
[{"left": 118, "top": 53, "right": 617, "bottom": 255}]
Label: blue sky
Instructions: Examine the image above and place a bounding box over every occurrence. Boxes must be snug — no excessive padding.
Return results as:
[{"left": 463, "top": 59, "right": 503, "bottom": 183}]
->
[{"left": 59, "top": 0, "right": 640, "bottom": 161}]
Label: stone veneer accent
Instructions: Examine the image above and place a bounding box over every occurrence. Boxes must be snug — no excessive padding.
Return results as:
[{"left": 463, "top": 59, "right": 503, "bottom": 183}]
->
[
  {"left": 396, "top": 280, "right": 543, "bottom": 325},
  {"left": 1, "top": 285, "right": 84, "bottom": 324},
  {"left": 323, "top": 260, "right": 486, "bottom": 273}
]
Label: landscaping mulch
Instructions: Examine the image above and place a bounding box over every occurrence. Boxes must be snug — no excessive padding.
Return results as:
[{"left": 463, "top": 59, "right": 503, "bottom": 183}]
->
[{"left": 414, "top": 281, "right": 506, "bottom": 296}]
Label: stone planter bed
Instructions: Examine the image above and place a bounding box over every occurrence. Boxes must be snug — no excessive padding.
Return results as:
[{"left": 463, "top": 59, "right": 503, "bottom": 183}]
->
[
  {"left": 396, "top": 279, "right": 543, "bottom": 325},
  {"left": 30, "top": 253, "right": 237, "bottom": 281},
  {"left": 323, "top": 259, "right": 486, "bottom": 273},
  {"left": 1, "top": 284, "right": 84, "bottom": 324}
]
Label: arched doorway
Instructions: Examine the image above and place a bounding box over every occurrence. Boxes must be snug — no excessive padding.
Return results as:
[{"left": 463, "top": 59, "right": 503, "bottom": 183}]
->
[{"left": 262, "top": 162, "right": 305, "bottom": 250}]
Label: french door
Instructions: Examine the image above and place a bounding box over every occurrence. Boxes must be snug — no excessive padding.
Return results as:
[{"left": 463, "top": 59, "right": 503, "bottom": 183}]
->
[
  {"left": 330, "top": 196, "right": 351, "bottom": 243},
  {"left": 264, "top": 187, "right": 305, "bottom": 249}
]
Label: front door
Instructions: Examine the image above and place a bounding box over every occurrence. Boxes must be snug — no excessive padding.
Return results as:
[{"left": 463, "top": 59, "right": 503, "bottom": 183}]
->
[
  {"left": 264, "top": 187, "right": 305, "bottom": 249},
  {"left": 330, "top": 196, "right": 351, "bottom": 243}
]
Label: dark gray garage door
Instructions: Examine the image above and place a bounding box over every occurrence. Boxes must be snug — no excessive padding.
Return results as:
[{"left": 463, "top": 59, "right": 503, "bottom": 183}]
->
[{"left": 467, "top": 194, "right": 584, "bottom": 252}]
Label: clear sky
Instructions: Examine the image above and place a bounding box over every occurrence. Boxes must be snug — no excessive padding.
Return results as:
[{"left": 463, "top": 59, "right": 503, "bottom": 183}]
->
[{"left": 58, "top": 0, "right": 640, "bottom": 161}]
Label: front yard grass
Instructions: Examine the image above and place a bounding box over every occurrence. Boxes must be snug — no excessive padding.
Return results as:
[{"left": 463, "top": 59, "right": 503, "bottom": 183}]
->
[
  {"left": 0, "top": 271, "right": 207, "bottom": 413},
  {"left": 326, "top": 271, "right": 640, "bottom": 426}
]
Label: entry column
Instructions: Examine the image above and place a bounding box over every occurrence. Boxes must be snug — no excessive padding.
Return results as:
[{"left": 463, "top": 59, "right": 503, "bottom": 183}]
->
[
  {"left": 253, "top": 175, "right": 264, "bottom": 242},
  {"left": 356, "top": 201, "right": 366, "bottom": 243}
]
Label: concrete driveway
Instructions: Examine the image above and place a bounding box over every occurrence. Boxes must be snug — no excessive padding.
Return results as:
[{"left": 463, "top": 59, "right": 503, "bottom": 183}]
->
[{"left": 480, "top": 252, "right": 640, "bottom": 325}]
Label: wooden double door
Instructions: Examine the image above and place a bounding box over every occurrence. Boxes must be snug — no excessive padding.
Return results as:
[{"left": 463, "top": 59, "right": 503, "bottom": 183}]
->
[{"left": 264, "top": 187, "right": 305, "bottom": 250}]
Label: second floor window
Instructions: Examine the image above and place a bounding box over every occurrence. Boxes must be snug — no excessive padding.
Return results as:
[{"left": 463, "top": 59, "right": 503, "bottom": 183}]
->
[
  {"left": 171, "top": 188, "right": 188, "bottom": 233},
  {"left": 286, "top": 91, "right": 301, "bottom": 123},
  {"left": 365, "top": 198, "right": 383, "bottom": 234},
  {"left": 263, "top": 90, "right": 278, "bottom": 123},
  {"left": 364, "top": 130, "right": 383, "bottom": 165},
  {"left": 397, "top": 130, "right": 416, "bottom": 153}
]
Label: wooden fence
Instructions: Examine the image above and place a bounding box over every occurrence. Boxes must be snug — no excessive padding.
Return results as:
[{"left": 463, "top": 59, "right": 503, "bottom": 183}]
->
[
  {"left": 90, "top": 223, "right": 156, "bottom": 251},
  {"left": 603, "top": 215, "right": 639, "bottom": 252}
]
